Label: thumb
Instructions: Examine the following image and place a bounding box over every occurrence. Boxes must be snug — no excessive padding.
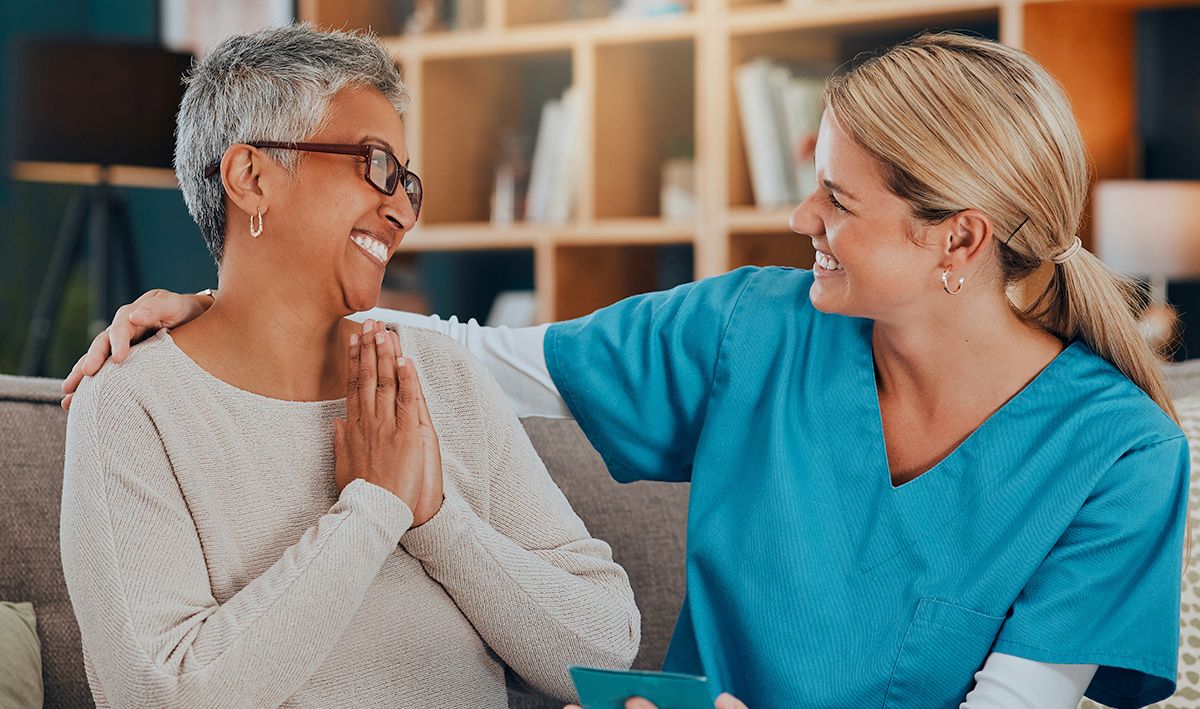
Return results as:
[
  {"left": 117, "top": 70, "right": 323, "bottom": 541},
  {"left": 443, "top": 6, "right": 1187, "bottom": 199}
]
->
[{"left": 715, "top": 693, "right": 748, "bottom": 709}]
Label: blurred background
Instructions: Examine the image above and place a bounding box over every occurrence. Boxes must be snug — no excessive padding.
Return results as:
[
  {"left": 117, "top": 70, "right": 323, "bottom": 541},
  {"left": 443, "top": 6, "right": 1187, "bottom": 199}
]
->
[{"left": 2, "top": 0, "right": 1198, "bottom": 379}]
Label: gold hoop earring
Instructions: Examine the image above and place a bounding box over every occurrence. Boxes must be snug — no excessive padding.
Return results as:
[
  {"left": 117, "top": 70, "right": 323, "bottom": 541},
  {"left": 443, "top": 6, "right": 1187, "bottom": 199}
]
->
[
  {"left": 942, "top": 268, "right": 964, "bottom": 295},
  {"left": 250, "top": 209, "right": 263, "bottom": 238}
]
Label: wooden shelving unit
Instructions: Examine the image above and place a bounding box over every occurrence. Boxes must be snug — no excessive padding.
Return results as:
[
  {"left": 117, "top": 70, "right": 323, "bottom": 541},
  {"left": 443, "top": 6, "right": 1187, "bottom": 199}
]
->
[{"left": 301, "top": 0, "right": 1200, "bottom": 322}]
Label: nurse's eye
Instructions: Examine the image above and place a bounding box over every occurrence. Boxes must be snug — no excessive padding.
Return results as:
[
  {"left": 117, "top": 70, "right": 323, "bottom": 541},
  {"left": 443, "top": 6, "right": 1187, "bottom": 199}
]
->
[{"left": 828, "top": 192, "right": 849, "bottom": 213}]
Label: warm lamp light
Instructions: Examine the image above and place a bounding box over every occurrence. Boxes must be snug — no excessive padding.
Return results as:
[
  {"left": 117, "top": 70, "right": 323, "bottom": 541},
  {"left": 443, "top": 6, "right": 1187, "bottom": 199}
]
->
[{"left": 1092, "top": 180, "right": 1200, "bottom": 352}]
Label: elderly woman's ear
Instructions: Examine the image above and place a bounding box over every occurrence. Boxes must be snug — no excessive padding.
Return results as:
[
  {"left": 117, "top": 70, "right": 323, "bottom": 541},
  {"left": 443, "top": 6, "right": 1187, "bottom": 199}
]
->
[{"left": 218, "top": 143, "right": 275, "bottom": 223}]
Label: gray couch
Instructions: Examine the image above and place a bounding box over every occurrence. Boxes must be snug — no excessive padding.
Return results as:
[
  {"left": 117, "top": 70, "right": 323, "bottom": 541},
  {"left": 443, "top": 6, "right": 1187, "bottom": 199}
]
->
[
  {"left": 7, "top": 363, "right": 1200, "bottom": 709},
  {"left": 0, "top": 373, "right": 690, "bottom": 708}
]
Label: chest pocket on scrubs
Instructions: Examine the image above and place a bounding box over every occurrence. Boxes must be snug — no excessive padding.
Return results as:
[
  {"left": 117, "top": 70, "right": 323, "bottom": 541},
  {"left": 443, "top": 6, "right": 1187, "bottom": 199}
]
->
[{"left": 883, "top": 597, "right": 1005, "bottom": 708}]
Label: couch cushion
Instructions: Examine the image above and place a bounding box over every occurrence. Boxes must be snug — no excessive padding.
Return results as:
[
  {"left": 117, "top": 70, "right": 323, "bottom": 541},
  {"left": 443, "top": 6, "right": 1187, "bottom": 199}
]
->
[
  {"left": 0, "top": 601, "right": 43, "bottom": 709},
  {"left": 0, "top": 376, "right": 91, "bottom": 708}
]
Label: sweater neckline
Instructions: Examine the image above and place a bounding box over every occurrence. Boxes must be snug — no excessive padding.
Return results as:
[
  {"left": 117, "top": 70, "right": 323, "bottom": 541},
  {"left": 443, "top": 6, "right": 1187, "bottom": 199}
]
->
[{"left": 154, "top": 327, "right": 347, "bottom": 410}]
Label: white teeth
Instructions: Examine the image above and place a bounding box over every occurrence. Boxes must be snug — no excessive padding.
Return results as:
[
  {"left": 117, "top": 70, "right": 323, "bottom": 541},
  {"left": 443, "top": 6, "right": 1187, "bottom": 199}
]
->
[
  {"left": 351, "top": 234, "right": 388, "bottom": 264},
  {"left": 815, "top": 250, "right": 843, "bottom": 271}
]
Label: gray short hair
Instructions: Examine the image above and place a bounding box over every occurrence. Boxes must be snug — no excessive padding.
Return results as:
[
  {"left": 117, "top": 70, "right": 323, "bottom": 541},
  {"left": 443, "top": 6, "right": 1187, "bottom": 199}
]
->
[{"left": 175, "top": 23, "right": 411, "bottom": 264}]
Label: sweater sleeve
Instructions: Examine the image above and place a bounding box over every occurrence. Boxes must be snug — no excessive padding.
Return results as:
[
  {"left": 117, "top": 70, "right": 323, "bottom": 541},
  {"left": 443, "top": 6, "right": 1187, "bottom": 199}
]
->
[
  {"left": 351, "top": 308, "right": 570, "bottom": 420},
  {"left": 60, "top": 372, "right": 414, "bottom": 709},
  {"left": 398, "top": 332, "right": 641, "bottom": 703}
]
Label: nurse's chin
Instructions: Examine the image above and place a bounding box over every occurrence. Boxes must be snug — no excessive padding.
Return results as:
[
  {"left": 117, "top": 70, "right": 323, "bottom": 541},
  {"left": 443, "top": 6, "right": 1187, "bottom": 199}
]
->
[{"left": 808, "top": 281, "right": 860, "bottom": 317}]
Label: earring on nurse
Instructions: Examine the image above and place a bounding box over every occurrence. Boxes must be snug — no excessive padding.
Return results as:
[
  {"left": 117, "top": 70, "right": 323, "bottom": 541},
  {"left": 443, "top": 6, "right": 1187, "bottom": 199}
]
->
[
  {"left": 942, "top": 268, "right": 965, "bottom": 295},
  {"left": 250, "top": 208, "right": 264, "bottom": 238}
]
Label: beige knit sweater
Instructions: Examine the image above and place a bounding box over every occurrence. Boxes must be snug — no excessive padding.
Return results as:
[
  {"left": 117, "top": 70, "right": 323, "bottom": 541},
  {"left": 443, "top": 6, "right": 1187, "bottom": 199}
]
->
[{"left": 60, "top": 324, "right": 640, "bottom": 709}]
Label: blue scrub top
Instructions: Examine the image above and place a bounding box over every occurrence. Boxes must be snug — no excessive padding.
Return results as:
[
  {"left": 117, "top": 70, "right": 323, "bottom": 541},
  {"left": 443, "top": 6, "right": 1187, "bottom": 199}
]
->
[{"left": 544, "top": 266, "right": 1189, "bottom": 709}]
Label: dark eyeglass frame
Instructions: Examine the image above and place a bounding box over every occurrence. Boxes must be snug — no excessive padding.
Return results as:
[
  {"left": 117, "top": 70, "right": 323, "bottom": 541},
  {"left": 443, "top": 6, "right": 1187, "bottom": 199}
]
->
[{"left": 203, "top": 141, "right": 422, "bottom": 217}]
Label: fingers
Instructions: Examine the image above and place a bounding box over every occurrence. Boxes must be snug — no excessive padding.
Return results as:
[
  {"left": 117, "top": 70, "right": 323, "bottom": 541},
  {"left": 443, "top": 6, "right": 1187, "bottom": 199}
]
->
[
  {"left": 715, "top": 694, "right": 748, "bottom": 709},
  {"left": 109, "top": 304, "right": 140, "bottom": 364},
  {"left": 394, "top": 334, "right": 419, "bottom": 431},
  {"left": 111, "top": 289, "right": 200, "bottom": 363},
  {"left": 625, "top": 699, "right": 658, "bottom": 709},
  {"left": 346, "top": 331, "right": 361, "bottom": 423},
  {"left": 62, "top": 350, "right": 90, "bottom": 394},
  {"left": 357, "top": 320, "right": 378, "bottom": 420},
  {"left": 374, "top": 324, "right": 397, "bottom": 429},
  {"left": 129, "top": 288, "right": 205, "bottom": 330},
  {"left": 81, "top": 328, "right": 112, "bottom": 377},
  {"left": 60, "top": 393, "right": 73, "bottom": 412}
]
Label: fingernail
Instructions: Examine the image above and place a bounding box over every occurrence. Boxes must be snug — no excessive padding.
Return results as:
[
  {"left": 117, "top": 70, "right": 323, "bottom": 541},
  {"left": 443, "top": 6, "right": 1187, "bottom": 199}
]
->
[
  {"left": 350, "top": 333, "right": 359, "bottom": 346},
  {"left": 397, "top": 357, "right": 407, "bottom": 368},
  {"left": 362, "top": 320, "right": 373, "bottom": 334},
  {"left": 374, "top": 332, "right": 385, "bottom": 345}
]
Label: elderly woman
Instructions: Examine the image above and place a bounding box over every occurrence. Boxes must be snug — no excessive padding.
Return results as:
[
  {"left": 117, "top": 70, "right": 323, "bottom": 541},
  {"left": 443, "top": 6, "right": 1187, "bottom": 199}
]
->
[
  {"left": 68, "top": 32, "right": 1189, "bottom": 708},
  {"left": 59, "top": 24, "right": 638, "bottom": 709}
]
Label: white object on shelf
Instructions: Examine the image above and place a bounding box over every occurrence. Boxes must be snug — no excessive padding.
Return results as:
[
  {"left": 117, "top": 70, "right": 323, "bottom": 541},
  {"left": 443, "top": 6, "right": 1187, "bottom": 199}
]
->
[
  {"left": 661, "top": 158, "right": 697, "bottom": 221},
  {"left": 545, "top": 87, "right": 582, "bottom": 225},
  {"left": 613, "top": 0, "right": 689, "bottom": 18},
  {"left": 781, "top": 76, "right": 825, "bottom": 200},
  {"left": 491, "top": 162, "right": 516, "bottom": 227},
  {"left": 526, "top": 97, "right": 564, "bottom": 223},
  {"left": 486, "top": 290, "right": 538, "bottom": 328},
  {"left": 735, "top": 58, "right": 796, "bottom": 208},
  {"left": 526, "top": 86, "right": 581, "bottom": 225}
]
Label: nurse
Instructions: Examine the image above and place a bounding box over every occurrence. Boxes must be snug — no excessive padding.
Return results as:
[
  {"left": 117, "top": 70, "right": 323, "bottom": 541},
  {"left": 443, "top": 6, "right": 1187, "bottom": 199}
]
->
[{"left": 64, "top": 33, "right": 1187, "bottom": 708}]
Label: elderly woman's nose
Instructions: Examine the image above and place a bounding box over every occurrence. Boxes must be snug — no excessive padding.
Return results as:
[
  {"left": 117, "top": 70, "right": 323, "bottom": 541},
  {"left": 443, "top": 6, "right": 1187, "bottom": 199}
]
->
[{"left": 381, "top": 194, "right": 416, "bottom": 231}]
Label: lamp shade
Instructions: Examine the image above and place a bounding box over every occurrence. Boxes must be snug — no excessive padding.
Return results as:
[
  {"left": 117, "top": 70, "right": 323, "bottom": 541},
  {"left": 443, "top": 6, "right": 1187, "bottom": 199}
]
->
[
  {"left": 8, "top": 39, "right": 192, "bottom": 168},
  {"left": 1093, "top": 180, "right": 1200, "bottom": 279}
]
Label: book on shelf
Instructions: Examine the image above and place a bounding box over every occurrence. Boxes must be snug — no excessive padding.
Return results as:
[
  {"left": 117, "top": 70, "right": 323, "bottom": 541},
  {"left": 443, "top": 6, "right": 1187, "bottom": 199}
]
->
[
  {"left": 735, "top": 57, "right": 825, "bottom": 210},
  {"left": 524, "top": 85, "right": 581, "bottom": 225}
]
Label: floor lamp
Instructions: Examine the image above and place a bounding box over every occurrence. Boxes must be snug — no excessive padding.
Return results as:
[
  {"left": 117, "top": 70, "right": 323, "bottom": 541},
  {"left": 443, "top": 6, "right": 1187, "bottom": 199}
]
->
[
  {"left": 1093, "top": 180, "right": 1200, "bottom": 356},
  {"left": 9, "top": 38, "right": 191, "bottom": 376}
]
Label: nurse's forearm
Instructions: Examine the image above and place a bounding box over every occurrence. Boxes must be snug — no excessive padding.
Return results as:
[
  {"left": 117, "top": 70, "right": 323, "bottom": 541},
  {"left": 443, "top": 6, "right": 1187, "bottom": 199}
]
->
[
  {"left": 960, "top": 652, "right": 1096, "bottom": 708},
  {"left": 350, "top": 309, "right": 572, "bottom": 419}
]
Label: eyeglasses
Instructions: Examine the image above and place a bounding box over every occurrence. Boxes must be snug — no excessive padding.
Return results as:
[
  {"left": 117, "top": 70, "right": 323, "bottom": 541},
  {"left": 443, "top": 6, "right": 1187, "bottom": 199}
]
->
[{"left": 203, "top": 141, "right": 422, "bottom": 218}]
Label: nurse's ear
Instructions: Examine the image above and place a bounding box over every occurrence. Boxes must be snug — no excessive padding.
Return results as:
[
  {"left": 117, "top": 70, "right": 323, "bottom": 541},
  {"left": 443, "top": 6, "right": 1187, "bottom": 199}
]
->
[{"left": 936, "top": 209, "right": 993, "bottom": 274}]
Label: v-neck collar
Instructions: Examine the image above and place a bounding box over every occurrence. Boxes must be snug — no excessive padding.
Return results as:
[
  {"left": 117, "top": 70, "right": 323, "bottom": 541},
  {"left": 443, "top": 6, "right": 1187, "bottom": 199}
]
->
[
  {"left": 837, "top": 317, "right": 1081, "bottom": 573},
  {"left": 858, "top": 319, "right": 1079, "bottom": 493}
]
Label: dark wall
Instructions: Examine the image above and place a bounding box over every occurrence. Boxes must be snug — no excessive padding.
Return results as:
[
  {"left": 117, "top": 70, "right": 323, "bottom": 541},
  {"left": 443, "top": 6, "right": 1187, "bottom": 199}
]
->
[
  {"left": 0, "top": 0, "right": 543, "bottom": 377},
  {"left": 0, "top": 0, "right": 215, "bottom": 376},
  {"left": 1139, "top": 8, "right": 1200, "bottom": 360}
]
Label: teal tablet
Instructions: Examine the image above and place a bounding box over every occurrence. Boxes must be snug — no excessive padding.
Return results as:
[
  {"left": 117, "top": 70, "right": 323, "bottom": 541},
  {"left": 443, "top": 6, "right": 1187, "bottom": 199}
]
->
[{"left": 569, "top": 666, "right": 712, "bottom": 709}]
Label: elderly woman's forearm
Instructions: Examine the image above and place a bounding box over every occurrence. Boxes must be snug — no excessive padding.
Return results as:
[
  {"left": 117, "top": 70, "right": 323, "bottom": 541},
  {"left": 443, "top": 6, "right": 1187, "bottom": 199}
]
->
[{"left": 401, "top": 494, "right": 640, "bottom": 700}]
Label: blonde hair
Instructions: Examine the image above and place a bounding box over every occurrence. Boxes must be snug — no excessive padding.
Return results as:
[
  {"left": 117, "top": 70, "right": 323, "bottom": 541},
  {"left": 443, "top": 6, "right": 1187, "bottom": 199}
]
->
[{"left": 824, "top": 32, "right": 1178, "bottom": 423}]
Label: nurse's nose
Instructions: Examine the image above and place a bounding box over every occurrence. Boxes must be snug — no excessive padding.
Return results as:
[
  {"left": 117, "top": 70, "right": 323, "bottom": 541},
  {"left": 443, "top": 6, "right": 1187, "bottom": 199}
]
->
[{"left": 789, "top": 190, "right": 824, "bottom": 237}]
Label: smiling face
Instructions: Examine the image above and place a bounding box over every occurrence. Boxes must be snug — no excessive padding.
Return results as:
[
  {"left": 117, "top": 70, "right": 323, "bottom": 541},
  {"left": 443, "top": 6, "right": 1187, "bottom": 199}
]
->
[
  {"left": 789, "top": 109, "right": 951, "bottom": 324},
  {"left": 244, "top": 85, "right": 417, "bottom": 314}
]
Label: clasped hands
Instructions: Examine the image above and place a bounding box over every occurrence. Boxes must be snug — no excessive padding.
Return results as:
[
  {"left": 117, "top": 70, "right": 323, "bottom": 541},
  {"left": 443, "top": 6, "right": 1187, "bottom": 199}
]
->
[{"left": 333, "top": 319, "right": 443, "bottom": 525}]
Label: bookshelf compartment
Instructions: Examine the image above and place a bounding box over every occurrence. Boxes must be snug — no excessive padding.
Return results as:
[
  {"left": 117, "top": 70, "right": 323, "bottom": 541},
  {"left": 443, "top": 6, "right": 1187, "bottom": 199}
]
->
[
  {"left": 419, "top": 50, "right": 573, "bottom": 225},
  {"left": 383, "top": 248, "right": 536, "bottom": 323},
  {"left": 725, "top": 15, "right": 999, "bottom": 211},
  {"left": 594, "top": 38, "right": 696, "bottom": 220},
  {"left": 553, "top": 243, "right": 693, "bottom": 320},
  {"left": 729, "top": 231, "right": 814, "bottom": 270},
  {"left": 301, "top": 0, "right": 403, "bottom": 34},
  {"left": 728, "top": 0, "right": 781, "bottom": 9},
  {"left": 504, "top": 0, "right": 615, "bottom": 26}
]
